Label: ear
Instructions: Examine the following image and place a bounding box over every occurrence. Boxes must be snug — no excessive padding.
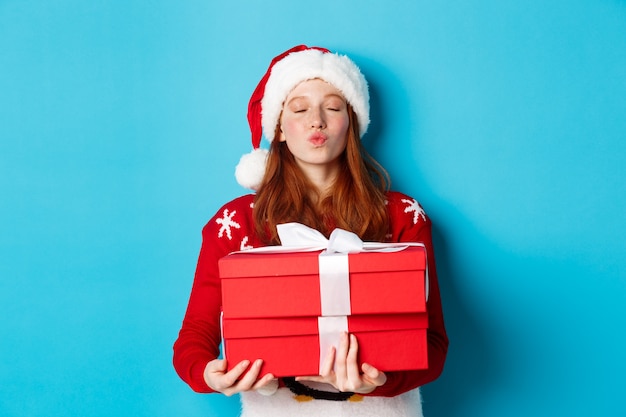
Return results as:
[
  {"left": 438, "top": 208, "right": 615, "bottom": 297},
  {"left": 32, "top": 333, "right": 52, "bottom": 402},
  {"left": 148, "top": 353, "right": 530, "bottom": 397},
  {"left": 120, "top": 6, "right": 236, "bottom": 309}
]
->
[{"left": 278, "top": 127, "right": 286, "bottom": 142}]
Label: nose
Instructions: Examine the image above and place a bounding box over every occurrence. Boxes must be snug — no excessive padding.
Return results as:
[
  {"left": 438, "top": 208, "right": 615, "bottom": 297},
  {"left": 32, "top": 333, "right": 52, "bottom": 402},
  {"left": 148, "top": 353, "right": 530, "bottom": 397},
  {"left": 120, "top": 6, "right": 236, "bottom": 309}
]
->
[{"left": 309, "top": 108, "right": 326, "bottom": 129}]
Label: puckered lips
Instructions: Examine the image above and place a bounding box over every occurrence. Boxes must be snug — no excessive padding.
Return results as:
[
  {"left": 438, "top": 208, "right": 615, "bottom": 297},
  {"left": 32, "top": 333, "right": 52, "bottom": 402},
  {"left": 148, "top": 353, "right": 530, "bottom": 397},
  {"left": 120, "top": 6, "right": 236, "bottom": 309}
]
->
[{"left": 308, "top": 132, "right": 328, "bottom": 147}]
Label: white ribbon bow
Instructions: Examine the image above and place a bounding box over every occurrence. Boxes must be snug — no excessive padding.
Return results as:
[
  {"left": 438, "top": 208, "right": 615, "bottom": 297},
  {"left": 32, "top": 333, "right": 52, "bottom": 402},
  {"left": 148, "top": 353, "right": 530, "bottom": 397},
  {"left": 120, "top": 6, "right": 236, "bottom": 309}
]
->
[
  {"left": 276, "top": 222, "right": 410, "bottom": 253},
  {"left": 278, "top": 222, "right": 362, "bottom": 253}
]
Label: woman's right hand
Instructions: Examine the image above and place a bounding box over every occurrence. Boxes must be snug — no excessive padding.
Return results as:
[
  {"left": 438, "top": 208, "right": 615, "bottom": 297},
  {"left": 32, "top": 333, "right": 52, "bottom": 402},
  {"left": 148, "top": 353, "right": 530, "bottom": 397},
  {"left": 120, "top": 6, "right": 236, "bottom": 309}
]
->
[{"left": 203, "top": 358, "right": 276, "bottom": 396}]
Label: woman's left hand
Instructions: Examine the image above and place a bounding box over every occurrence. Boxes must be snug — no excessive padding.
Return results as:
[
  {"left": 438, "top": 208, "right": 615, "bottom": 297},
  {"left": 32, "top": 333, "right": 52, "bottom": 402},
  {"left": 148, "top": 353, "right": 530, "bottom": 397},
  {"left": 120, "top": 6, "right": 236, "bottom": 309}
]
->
[{"left": 296, "top": 332, "right": 387, "bottom": 394}]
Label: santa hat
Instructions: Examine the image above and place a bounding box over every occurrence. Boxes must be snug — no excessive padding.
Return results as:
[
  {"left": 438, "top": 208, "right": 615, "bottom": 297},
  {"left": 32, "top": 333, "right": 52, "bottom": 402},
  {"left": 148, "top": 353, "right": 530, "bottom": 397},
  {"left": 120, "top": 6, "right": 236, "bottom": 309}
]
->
[{"left": 235, "top": 45, "right": 370, "bottom": 190}]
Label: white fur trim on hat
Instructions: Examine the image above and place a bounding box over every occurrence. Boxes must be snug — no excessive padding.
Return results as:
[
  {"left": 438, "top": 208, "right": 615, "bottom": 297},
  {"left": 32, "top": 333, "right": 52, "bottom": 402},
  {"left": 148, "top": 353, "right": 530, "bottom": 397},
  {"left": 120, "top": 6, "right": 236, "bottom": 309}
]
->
[
  {"left": 235, "top": 148, "right": 269, "bottom": 191},
  {"left": 261, "top": 49, "right": 370, "bottom": 142}
]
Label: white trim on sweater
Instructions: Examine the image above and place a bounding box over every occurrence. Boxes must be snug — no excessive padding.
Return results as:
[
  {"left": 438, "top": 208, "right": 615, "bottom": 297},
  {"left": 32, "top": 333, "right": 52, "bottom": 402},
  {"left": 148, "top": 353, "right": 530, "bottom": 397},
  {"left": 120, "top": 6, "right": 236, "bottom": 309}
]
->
[{"left": 240, "top": 387, "right": 423, "bottom": 417}]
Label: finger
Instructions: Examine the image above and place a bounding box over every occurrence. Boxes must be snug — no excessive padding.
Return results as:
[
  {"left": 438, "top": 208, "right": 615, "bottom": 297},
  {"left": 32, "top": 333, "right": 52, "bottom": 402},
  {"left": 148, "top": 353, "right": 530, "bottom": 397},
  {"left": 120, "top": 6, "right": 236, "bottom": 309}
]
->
[
  {"left": 203, "top": 359, "right": 221, "bottom": 389},
  {"left": 346, "top": 334, "right": 361, "bottom": 383},
  {"left": 232, "top": 359, "right": 263, "bottom": 391},
  {"left": 299, "top": 344, "right": 335, "bottom": 384},
  {"left": 252, "top": 373, "right": 276, "bottom": 390},
  {"left": 211, "top": 358, "right": 227, "bottom": 372},
  {"left": 296, "top": 375, "right": 327, "bottom": 384},
  {"left": 216, "top": 359, "right": 250, "bottom": 391},
  {"left": 203, "top": 358, "right": 227, "bottom": 386},
  {"left": 319, "top": 345, "right": 336, "bottom": 376},
  {"left": 205, "top": 359, "right": 247, "bottom": 391},
  {"left": 361, "top": 363, "right": 387, "bottom": 386},
  {"left": 334, "top": 332, "right": 350, "bottom": 378}
]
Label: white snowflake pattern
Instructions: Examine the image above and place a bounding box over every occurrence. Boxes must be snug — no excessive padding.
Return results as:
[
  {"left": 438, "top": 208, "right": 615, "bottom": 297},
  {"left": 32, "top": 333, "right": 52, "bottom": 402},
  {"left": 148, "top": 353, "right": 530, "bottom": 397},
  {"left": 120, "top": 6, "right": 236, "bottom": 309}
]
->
[
  {"left": 402, "top": 198, "right": 426, "bottom": 225},
  {"left": 216, "top": 208, "right": 241, "bottom": 240},
  {"left": 240, "top": 236, "right": 253, "bottom": 251}
]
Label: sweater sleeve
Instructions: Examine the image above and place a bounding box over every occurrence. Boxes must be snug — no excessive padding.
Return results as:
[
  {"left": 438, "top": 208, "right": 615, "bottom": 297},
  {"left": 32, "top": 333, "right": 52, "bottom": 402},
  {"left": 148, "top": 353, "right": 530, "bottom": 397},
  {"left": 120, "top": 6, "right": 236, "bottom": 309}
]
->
[
  {"left": 173, "top": 196, "right": 254, "bottom": 393},
  {"left": 365, "top": 194, "right": 449, "bottom": 397}
]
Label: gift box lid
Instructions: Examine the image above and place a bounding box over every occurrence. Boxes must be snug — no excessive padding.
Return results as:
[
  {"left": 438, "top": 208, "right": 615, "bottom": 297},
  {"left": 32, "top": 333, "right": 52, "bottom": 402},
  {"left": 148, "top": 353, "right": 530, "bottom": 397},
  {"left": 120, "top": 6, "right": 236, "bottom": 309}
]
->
[
  {"left": 219, "top": 246, "right": 426, "bottom": 278},
  {"left": 219, "top": 246, "right": 427, "bottom": 319}
]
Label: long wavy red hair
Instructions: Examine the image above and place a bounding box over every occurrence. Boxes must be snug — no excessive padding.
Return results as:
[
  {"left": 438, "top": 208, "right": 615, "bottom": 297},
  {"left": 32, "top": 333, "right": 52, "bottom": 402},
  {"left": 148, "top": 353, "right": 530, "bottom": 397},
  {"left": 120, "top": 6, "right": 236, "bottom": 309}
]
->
[{"left": 253, "top": 105, "right": 390, "bottom": 244}]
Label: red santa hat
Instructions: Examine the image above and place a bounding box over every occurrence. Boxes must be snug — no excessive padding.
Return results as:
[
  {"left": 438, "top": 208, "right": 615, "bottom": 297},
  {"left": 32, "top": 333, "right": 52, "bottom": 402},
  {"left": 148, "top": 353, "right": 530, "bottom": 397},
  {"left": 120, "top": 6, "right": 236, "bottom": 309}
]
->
[{"left": 235, "top": 45, "right": 371, "bottom": 190}]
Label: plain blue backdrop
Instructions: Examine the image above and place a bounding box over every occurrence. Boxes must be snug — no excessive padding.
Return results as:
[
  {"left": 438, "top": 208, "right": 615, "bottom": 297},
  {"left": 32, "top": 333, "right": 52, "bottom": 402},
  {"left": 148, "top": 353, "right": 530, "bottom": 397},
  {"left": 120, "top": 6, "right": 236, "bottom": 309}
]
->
[{"left": 1, "top": 1, "right": 625, "bottom": 416}]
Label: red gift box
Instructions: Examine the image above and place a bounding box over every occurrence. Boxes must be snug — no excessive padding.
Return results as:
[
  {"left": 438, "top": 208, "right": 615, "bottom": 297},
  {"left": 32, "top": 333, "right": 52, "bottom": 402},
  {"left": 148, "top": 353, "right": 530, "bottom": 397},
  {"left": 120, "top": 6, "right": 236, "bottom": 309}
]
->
[{"left": 219, "top": 246, "right": 428, "bottom": 377}]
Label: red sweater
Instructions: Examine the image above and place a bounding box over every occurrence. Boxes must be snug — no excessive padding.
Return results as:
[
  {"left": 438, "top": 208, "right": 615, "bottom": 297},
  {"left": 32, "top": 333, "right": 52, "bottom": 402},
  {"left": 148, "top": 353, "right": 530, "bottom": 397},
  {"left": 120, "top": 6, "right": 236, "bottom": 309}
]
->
[{"left": 173, "top": 191, "right": 448, "bottom": 396}]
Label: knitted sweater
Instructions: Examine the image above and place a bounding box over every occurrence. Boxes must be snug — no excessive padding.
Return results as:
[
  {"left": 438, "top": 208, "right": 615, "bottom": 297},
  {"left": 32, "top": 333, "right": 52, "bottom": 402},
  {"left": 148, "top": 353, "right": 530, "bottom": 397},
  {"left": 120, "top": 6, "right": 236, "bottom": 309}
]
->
[{"left": 173, "top": 191, "right": 448, "bottom": 416}]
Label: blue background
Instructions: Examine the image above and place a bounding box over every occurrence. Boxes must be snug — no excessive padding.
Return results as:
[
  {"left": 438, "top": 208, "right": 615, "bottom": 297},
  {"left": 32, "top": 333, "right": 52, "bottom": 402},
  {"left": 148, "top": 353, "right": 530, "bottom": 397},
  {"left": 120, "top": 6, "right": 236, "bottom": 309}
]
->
[{"left": 1, "top": 1, "right": 625, "bottom": 416}]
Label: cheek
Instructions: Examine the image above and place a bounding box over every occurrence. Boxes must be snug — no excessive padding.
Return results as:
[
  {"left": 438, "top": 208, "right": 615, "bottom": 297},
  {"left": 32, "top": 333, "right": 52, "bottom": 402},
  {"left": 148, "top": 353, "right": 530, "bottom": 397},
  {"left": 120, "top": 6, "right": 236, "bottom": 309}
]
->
[
  {"left": 279, "top": 117, "right": 301, "bottom": 141},
  {"left": 334, "top": 115, "right": 350, "bottom": 137}
]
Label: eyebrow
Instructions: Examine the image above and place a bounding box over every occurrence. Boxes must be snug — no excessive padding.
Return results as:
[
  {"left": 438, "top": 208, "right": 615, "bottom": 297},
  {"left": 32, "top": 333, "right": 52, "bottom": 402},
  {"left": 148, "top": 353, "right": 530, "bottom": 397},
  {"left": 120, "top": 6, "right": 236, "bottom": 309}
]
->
[{"left": 286, "top": 93, "right": 345, "bottom": 105}]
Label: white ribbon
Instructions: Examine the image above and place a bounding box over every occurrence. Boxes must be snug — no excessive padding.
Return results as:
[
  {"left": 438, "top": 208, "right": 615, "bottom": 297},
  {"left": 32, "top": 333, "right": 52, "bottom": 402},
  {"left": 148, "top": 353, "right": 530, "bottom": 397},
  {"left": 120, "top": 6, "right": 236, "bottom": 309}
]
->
[{"left": 317, "top": 316, "right": 349, "bottom": 372}]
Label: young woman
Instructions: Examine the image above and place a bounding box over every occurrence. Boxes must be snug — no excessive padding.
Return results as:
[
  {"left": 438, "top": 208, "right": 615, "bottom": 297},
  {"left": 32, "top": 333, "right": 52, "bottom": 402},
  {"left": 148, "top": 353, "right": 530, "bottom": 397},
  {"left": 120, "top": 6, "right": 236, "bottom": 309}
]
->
[{"left": 173, "top": 45, "right": 448, "bottom": 417}]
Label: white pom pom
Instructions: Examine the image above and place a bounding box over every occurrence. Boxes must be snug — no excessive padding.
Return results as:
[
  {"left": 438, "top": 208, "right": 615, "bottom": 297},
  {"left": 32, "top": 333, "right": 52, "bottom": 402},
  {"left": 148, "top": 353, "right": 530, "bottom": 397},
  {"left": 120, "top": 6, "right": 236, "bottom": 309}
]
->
[{"left": 235, "top": 148, "right": 269, "bottom": 191}]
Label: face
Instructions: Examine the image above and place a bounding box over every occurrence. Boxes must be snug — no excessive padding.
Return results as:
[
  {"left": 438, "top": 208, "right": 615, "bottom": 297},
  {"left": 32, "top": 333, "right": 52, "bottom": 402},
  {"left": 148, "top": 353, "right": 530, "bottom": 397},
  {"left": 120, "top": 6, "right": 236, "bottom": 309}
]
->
[{"left": 278, "top": 79, "right": 350, "bottom": 176}]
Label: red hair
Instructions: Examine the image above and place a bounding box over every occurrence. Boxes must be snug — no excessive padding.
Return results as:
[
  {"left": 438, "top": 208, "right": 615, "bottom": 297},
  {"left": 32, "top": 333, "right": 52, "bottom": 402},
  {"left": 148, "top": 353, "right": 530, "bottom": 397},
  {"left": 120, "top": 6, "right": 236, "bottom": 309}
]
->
[{"left": 253, "top": 105, "right": 390, "bottom": 244}]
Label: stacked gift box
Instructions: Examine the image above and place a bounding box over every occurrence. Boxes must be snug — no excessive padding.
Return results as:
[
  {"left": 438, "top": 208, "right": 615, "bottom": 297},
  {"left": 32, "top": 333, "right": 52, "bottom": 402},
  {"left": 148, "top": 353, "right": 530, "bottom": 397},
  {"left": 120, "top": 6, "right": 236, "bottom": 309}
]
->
[{"left": 219, "top": 242, "right": 429, "bottom": 377}]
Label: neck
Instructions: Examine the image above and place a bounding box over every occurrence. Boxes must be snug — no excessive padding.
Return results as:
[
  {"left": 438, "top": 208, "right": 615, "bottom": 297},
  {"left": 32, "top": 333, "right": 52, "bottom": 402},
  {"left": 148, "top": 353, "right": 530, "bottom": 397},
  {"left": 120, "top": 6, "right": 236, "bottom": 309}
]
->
[{"left": 298, "top": 162, "right": 340, "bottom": 197}]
